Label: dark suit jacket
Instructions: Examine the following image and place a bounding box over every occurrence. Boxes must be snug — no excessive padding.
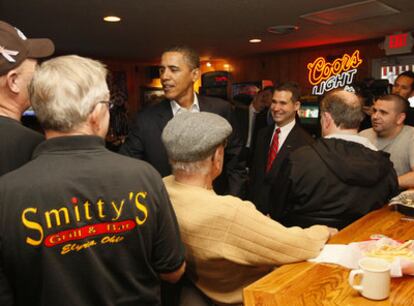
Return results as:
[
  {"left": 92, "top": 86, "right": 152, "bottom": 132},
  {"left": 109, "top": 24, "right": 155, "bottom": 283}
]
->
[
  {"left": 119, "top": 95, "right": 247, "bottom": 197},
  {"left": 233, "top": 106, "right": 268, "bottom": 168},
  {"left": 248, "top": 122, "right": 314, "bottom": 214}
]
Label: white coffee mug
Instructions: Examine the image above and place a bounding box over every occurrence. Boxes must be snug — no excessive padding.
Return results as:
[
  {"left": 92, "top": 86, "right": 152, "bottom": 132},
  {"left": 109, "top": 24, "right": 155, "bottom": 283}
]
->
[{"left": 348, "top": 257, "right": 391, "bottom": 300}]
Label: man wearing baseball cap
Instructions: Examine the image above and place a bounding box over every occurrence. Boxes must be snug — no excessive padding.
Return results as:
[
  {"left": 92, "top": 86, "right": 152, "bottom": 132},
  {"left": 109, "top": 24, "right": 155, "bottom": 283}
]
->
[{"left": 0, "top": 20, "right": 54, "bottom": 176}]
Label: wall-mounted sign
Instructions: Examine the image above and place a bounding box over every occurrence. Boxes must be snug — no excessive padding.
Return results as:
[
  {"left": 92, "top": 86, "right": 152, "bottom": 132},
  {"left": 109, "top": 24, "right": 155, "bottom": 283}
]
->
[
  {"left": 384, "top": 32, "right": 413, "bottom": 56},
  {"left": 307, "top": 50, "right": 363, "bottom": 95}
]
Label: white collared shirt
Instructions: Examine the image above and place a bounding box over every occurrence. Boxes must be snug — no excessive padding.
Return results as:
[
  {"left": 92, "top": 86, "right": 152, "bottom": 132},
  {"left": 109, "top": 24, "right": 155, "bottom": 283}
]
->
[
  {"left": 170, "top": 93, "right": 200, "bottom": 116},
  {"left": 325, "top": 133, "right": 378, "bottom": 151},
  {"left": 269, "top": 119, "right": 296, "bottom": 151}
]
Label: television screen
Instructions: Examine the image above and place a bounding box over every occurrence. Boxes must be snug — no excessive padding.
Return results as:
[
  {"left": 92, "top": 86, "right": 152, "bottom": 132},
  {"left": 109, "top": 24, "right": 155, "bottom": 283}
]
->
[
  {"left": 299, "top": 104, "right": 319, "bottom": 125},
  {"left": 231, "top": 82, "right": 261, "bottom": 106}
]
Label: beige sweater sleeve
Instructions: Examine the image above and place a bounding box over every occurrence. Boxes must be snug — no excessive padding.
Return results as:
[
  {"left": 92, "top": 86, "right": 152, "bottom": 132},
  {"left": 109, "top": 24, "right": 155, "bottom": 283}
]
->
[{"left": 219, "top": 198, "right": 330, "bottom": 266}]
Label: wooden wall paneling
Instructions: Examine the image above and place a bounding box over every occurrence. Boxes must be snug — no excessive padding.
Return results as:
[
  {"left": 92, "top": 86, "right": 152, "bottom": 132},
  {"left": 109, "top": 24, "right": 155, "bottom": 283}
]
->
[{"left": 99, "top": 39, "right": 386, "bottom": 115}]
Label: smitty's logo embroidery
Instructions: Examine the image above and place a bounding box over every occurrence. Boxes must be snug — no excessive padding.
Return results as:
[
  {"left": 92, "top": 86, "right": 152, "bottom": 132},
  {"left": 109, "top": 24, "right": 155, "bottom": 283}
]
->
[
  {"left": 21, "top": 191, "right": 149, "bottom": 251},
  {"left": 44, "top": 220, "right": 135, "bottom": 247}
]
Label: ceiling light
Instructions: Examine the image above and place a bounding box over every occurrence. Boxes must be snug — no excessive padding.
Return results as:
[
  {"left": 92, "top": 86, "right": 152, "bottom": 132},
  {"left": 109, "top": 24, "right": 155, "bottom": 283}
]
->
[
  {"left": 249, "top": 38, "right": 262, "bottom": 43},
  {"left": 267, "top": 25, "right": 299, "bottom": 35},
  {"left": 206, "top": 62, "right": 212, "bottom": 67},
  {"left": 103, "top": 16, "right": 121, "bottom": 22}
]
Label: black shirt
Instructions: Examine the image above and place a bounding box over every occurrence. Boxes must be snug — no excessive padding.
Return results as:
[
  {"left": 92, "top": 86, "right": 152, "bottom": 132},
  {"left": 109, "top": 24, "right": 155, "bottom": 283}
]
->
[
  {"left": 0, "top": 136, "right": 185, "bottom": 306},
  {"left": 0, "top": 115, "right": 44, "bottom": 176}
]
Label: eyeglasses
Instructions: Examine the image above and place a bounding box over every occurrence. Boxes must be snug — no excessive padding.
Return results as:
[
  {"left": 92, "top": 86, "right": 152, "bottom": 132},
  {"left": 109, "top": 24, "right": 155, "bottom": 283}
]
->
[{"left": 99, "top": 101, "right": 115, "bottom": 110}]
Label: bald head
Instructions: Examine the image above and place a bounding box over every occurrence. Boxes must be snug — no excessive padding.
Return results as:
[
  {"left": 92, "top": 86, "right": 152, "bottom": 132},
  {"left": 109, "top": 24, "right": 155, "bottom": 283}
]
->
[{"left": 321, "top": 90, "right": 364, "bottom": 129}]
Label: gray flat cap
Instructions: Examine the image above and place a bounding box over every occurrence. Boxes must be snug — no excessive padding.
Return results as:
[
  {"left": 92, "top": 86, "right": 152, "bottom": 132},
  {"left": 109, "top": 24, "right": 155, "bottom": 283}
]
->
[{"left": 162, "top": 111, "right": 232, "bottom": 162}]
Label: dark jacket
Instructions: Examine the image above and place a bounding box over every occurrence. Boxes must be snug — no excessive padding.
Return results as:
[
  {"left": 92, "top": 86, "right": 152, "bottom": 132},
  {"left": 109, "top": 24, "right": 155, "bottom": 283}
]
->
[
  {"left": 0, "top": 136, "right": 185, "bottom": 306},
  {"left": 248, "top": 122, "right": 314, "bottom": 214},
  {"left": 233, "top": 105, "right": 268, "bottom": 169},
  {"left": 269, "top": 138, "right": 399, "bottom": 229}
]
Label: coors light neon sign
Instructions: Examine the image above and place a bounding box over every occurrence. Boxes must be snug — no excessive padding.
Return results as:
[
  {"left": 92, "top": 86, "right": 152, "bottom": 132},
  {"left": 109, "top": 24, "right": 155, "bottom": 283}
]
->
[{"left": 307, "top": 50, "right": 363, "bottom": 95}]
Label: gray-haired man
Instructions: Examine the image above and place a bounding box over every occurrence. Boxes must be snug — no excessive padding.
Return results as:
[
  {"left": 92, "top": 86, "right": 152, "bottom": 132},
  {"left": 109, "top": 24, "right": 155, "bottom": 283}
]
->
[{"left": 0, "top": 55, "right": 185, "bottom": 306}]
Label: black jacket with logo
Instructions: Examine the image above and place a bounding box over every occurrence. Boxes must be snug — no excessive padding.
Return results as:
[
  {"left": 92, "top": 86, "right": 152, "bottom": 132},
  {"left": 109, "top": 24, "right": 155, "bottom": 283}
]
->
[{"left": 0, "top": 136, "right": 185, "bottom": 306}]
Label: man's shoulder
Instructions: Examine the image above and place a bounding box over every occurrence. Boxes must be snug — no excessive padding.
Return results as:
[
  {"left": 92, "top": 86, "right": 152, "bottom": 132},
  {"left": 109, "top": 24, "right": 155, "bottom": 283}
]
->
[
  {"left": 198, "top": 95, "right": 233, "bottom": 112},
  {"left": 0, "top": 150, "right": 162, "bottom": 191},
  {"left": 359, "top": 127, "right": 375, "bottom": 137},
  {"left": 0, "top": 117, "right": 44, "bottom": 140},
  {"left": 135, "top": 100, "right": 171, "bottom": 118},
  {"left": 290, "top": 141, "right": 315, "bottom": 158},
  {"left": 401, "top": 125, "right": 414, "bottom": 136},
  {"left": 289, "top": 123, "right": 314, "bottom": 143},
  {"left": 105, "top": 151, "right": 162, "bottom": 176}
]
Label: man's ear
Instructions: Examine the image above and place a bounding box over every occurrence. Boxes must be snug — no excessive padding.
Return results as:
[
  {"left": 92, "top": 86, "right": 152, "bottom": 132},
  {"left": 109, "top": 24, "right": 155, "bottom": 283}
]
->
[
  {"left": 213, "top": 145, "right": 225, "bottom": 167},
  {"left": 87, "top": 104, "right": 101, "bottom": 133},
  {"left": 191, "top": 68, "right": 200, "bottom": 83},
  {"left": 294, "top": 101, "right": 301, "bottom": 112},
  {"left": 6, "top": 69, "right": 20, "bottom": 94},
  {"left": 397, "top": 112, "right": 406, "bottom": 125},
  {"left": 321, "top": 112, "right": 332, "bottom": 129}
]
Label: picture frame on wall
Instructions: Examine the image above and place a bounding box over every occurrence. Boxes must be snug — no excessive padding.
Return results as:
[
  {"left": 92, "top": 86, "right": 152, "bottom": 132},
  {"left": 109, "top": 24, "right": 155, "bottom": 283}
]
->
[{"left": 141, "top": 87, "right": 165, "bottom": 108}]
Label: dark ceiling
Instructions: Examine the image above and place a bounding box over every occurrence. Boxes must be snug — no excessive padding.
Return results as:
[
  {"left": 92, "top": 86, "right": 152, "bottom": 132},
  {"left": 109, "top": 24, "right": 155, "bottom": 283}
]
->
[{"left": 1, "top": 0, "right": 414, "bottom": 62}]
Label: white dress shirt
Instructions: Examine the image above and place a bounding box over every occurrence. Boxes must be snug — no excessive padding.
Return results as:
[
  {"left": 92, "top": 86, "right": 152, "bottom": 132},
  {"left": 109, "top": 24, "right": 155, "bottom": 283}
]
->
[
  {"left": 170, "top": 93, "right": 200, "bottom": 116},
  {"left": 269, "top": 119, "right": 296, "bottom": 151}
]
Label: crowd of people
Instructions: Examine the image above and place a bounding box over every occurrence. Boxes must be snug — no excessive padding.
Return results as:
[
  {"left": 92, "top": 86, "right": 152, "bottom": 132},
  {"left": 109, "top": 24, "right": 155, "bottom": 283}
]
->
[{"left": 0, "top": 19, "right": 413, "bottom": 306}]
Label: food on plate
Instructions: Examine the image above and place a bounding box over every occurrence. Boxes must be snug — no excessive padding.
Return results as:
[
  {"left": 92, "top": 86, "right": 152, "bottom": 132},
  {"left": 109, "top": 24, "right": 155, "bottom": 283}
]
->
[{"left": 364, "top": 240, "right": 414, "bottom": 261}]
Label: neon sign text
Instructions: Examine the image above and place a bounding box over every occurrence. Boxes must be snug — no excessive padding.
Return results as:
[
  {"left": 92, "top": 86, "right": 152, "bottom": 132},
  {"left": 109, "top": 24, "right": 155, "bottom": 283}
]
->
[
  {"left": 311, "top": 69, "right": 357, "bottom": 95},
  {"left": 307, "top": 50, "right": 363, "bottom": 95},
  {"left": 307, "top": 50, "right": 363, "bottom": 86}
]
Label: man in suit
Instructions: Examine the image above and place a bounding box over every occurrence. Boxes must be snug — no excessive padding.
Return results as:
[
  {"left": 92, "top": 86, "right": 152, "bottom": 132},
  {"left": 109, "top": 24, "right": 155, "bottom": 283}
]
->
[
  {"left": 234, "top": 86, "right": 273, "bottom": 170},
  {"left": 120, "top": 46, "right": 247, "bottom": 197},
  {"left": 249, "top": 82, "right": 314, "bottom": 214}
]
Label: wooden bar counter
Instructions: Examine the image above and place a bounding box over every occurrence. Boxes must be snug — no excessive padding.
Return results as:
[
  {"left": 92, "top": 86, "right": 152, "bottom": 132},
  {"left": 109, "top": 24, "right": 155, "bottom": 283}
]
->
[{"left": 243, "top": 206, "right": 414, "bottom": 305}]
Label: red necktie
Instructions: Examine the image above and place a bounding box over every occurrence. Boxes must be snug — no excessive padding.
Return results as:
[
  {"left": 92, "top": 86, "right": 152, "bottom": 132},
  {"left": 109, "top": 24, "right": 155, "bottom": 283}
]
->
[{"left": 266, "top": 128, "right": 281, "bottom": 172}]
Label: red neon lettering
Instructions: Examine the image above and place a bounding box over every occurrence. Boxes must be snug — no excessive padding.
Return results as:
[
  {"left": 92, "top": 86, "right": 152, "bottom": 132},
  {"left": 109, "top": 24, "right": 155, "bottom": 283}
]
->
[{"left": 215, "top": 76, "right": 228, "bottom": 82}]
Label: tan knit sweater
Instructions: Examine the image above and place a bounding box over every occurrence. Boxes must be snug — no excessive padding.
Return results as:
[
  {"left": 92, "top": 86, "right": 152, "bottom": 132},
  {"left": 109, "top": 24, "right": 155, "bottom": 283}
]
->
[{"left": 163, "top": 175, "right": 330, "bottom": 305}]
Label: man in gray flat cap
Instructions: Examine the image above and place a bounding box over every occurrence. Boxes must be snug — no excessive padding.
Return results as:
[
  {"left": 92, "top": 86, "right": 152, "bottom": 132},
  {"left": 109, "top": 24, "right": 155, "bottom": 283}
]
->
[{"left": 162, "top": 111, "right": 334, "bottom": 306}]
